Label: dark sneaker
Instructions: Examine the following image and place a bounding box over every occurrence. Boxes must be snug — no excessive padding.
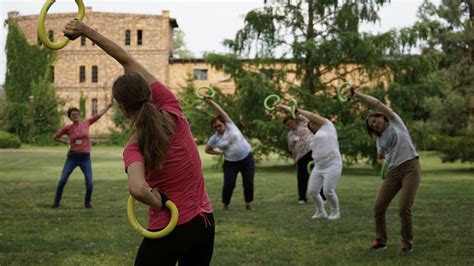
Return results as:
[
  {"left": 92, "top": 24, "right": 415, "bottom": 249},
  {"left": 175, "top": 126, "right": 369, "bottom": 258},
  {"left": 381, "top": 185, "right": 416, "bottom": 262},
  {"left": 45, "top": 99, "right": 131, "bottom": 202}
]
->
[
  {"left": 400, "top": 242, "right": 413, "bottom": 253},
  {"left": 245, "top": 204, "right": 252, "bottom": 210},
  {"left": 222, "top": 204, "right": 229, "bottom": 211},
  {"left": 51, "top": 203, "right": 59, "bottom": 209},
  {"left": 84, "top": 203, "right": 93, "bottom": 209},
  {"left": 371, "top": 239, "right": 387, "bottom": 250}
]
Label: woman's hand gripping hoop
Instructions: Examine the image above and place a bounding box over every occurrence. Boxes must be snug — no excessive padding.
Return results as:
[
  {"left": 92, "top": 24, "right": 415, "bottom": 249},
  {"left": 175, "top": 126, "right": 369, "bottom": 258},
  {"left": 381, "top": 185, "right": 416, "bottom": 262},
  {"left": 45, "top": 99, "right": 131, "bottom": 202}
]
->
[
  {"left": 127, "top": 195, "right": 179, "bottom": 239},
  {"left": 38, "top": 0, "right": 85, "bottom": 50},
  {"left": 263, "top": 94, "right": 281, "bottom": 111},
  {"left": 307, "top": 161, "right": 314, "bottom": 175},
  {"left": 337, "top": 81, "right": 355, "bottom": 103},
  {"left": 195, "top": 87, "right": 216, "bottom": 99}
]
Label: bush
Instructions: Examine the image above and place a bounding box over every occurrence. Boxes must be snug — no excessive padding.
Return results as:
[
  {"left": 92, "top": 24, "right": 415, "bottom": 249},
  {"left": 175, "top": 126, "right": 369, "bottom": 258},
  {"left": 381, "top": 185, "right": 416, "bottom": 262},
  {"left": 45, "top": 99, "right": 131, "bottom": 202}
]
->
[{"left": 0, "top": 131, "right": 21, "bottom": 148}]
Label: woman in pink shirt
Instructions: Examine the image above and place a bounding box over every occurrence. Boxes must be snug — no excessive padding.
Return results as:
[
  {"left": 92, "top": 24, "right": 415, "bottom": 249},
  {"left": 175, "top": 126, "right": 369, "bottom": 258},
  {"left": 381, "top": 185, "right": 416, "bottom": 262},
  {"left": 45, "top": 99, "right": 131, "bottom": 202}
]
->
[
  {"left": 63, "top": 20, "right": 214, "bottom": 265},
  {"left": 52, "top": 102, "right": 113, "bottom": 209}
]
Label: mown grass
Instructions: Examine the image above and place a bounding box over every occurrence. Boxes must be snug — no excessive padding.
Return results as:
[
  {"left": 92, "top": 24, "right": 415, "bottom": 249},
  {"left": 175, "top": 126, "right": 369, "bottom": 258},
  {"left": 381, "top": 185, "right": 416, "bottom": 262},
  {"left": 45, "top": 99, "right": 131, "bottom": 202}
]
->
[{"left": 0, "top": 146, "right": 472, "bottom": 265}]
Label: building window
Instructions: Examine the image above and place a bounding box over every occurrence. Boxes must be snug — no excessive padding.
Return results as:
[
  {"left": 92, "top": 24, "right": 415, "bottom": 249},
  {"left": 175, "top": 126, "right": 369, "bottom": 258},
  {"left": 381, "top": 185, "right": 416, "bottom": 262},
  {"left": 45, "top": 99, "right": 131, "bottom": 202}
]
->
[
  {"left": 125, "top": 30, "right": 131, "bottom": 46},
  {"left": 137, "top": 30, "right": 143, "bottom": 46},
  {"left": 79, "top": 66, "right": 86, "bottom": 83},
  {"left": 193, "top": 69, "right": 208, "bottom": 80},
  {"left": 50, "top": 66, "right": 54, "bottom": 83},
  {"left": 259, "top": 69, "right": 274, "bottom": 81},
  {"left": 81, "top": 35, "right": 86, "bottom": 46},
  {"left": 92, "top": 65, "right": 98, "bottom": 83},
  {"left": 92, "top": 98, "right": 98, "bottom": 115},
  {"left": 48, "top": 30, "right": 54, "bottom": 42}
]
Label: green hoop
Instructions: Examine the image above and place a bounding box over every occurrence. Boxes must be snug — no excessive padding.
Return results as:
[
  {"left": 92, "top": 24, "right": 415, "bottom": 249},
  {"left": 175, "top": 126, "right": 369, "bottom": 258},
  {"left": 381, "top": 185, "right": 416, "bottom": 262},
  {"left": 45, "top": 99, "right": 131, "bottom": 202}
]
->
[
  {"left": 264, "top": 94, "right": 281, "bottom": 110},
  {"left": 37, "top": 0, "right": 85, "bottom": 50},
  {"left": 290, "top": 98, "right": 298, "bottom": 119},
  {"left": 307, "top": 161, "right": 314, "bottom": 175},
  {"left": 337, "top": 81, "right": 354, "bottom": 103},
  {"left": 195, "top": 87, "right": 216, "bottom": 99},
  {"left": 380, "top": 161, "right": 388, "bottom": 180},
  {"left": 127, "top": 195, "right": 179, "bottom": 239}
]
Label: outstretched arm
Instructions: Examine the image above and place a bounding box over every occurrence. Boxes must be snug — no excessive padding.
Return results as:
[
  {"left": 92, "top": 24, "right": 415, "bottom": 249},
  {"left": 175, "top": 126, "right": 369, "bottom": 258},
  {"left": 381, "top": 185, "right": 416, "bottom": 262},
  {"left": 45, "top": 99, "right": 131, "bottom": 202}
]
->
[
  {"left": 63, "top": 20, "right": 156, "bottom": 84},
  {"left": 349, "top": 90, "right": 395, "bottom": 120},
  {"left": 97, "top": 101, "right": 114, "bottom": 117},
  {"left": 203, "top": 97, "right": 232, "bottom": 123},
  {"left": 205, "top": 145, "right": 224, "bottom": 156},
  {"left": 295, "top": 108, "right": 326, "bottom": 127}
]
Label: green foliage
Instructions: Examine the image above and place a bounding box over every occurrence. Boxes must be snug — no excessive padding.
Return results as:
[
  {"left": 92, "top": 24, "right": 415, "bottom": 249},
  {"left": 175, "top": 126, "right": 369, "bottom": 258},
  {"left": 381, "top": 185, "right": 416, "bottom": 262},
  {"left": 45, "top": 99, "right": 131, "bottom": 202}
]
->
[
  {"left": 4, "top": 19, "right": 58, "bottom": 143},
  {"left": 109, "top": 105, "right": 130, "bottom": 145},
  {"left": 436, "top": 131, "right": 474, "bottom": 163},
  {"left": 79, "top": 93, "right": 87, "bottom": 120},
  {"left": 205, "top": 0, "right": 396, "bottom": 164},
  {"left": 173, "top": 29, "right": 193, "bottom": 59},
  {"left": 0, "top": 131, "right": 21, "bottom": 148},
  {"left": 393, "top": 0, "right": 473, "bottom": 161}
]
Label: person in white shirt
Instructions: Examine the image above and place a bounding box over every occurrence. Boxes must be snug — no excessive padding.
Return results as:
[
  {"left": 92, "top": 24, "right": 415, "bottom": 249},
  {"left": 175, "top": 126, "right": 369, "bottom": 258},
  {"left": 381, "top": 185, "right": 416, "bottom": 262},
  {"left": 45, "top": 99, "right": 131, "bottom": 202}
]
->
[
  {"left": 295, "top": 107, "right": 343, "bottom": 220},
  {"left": 276, "top": 104, "right": 326, "bottom": 204},
  {"left": 203, "top": 97, "right": 255, "bottom": 211}
]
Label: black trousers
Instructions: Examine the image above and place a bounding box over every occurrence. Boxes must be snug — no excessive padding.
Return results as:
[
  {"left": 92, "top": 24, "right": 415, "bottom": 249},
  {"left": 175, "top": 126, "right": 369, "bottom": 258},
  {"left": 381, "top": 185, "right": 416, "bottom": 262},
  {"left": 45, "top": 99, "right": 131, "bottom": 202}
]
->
[
  {"left": 222, "top": 152, "right": 255, "bottom": 205},
  {"left": 296, "top": 151, "right": 325, "bottom": 201},
  {"left": 135, "top": 213, "right": 215, "bottom": 266}
]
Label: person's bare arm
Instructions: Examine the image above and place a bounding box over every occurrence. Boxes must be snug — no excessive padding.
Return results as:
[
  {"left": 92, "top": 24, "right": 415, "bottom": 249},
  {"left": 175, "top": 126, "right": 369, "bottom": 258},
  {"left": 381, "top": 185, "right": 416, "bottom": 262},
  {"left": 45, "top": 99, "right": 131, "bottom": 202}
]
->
[
  {"left": 205, "top": 145, "right": 223, "bottom": 156},
  {"left": 349, "top": 90, "right": 395, "bottom": 120},
  {"left": 127, "top": 162, "right": 164, "bottom": 210},
  {"left": 295, "top": 108, "right": 326, "bottom": 127},
  {"left": 203, "top": 97, "right": 232, "bottom": 123}
]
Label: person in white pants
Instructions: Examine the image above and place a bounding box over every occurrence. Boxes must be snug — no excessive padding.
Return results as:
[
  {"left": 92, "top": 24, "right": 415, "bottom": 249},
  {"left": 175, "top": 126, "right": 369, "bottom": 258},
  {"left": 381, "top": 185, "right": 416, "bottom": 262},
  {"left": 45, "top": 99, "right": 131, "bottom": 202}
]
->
[{"left": 296, "top": 107, "right": 343, "bottom": 220}]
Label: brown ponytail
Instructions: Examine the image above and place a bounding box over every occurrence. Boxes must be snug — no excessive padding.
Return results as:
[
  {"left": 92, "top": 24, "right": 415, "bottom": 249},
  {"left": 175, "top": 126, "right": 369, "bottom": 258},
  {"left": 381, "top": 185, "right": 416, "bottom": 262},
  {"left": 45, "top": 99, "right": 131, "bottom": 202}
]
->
[{"left": 112, "top": 72, "right": 175, "bottom": 171}]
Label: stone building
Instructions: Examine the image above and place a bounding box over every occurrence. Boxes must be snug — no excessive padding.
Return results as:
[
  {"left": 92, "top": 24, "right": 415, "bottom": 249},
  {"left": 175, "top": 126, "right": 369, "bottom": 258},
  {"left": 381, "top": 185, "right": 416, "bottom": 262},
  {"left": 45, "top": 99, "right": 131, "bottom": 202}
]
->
[{"left": 8, "top": 7, "right": 236, "bottom": 136}]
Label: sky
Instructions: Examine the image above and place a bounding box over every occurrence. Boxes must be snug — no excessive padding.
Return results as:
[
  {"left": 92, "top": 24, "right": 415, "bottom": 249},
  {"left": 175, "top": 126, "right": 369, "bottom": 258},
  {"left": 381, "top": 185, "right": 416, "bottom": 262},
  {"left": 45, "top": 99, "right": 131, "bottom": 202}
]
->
[{"left": 0, "top": 0, "right": 438, "bottom": 85}]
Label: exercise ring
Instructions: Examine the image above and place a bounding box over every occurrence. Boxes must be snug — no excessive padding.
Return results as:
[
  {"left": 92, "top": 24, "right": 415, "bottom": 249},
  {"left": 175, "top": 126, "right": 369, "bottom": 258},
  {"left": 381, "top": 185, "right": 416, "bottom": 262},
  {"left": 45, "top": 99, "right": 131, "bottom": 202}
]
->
[
  {"left": 264, "top": 94, "right": 281, "bottom": 110},
  {"left": 337, "top": 81, "right": 355, "bottom": 103},
  {"left": 290, "top": 98, "right": 298, "bottom": 119},
  {"left": 380, "top": 161, "right": 388, "bottom": 180},
  {"left": 307, "top": 161, "right": 314, "bottom": 175},
  {"left": 37, "top": 0, "right": 85, "bottom": 50},
  {"left": 127, "top": 195, "right": 179, "bottom": 239},
  {"left": 195, "top": 87, "right": 216, "bottom": 99}
]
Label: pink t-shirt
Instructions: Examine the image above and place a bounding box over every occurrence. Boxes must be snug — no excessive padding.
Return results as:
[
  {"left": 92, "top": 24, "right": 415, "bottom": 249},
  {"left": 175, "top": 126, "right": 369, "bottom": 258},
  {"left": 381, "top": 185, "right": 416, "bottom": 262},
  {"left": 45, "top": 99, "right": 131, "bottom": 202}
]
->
[
  {"left": 53, "top": 115, "right": 100, "bottom": 153},
  {"left": 123, "top": 81, "right": 213, "bottom": 230}
]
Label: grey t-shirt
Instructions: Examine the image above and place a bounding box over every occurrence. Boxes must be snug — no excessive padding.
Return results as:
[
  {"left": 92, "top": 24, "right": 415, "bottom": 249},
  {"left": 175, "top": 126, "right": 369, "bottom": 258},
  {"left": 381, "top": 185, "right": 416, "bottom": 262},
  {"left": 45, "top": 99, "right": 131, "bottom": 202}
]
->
[{"left": 376, "top": 113, "right": 418, "bottom": 170}]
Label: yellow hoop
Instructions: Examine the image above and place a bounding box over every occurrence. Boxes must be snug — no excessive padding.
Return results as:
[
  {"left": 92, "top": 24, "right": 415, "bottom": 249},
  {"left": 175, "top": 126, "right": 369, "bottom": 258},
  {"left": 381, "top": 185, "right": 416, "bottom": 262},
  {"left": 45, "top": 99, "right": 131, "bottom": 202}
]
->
[
  {"left": 37, "top": 0, "right": 85, "bottom": 50},
  {"left": 195, "top": 87, "right": 216, "bottom": 99},
  {"left": 127, "top": 195, "right": 179, "bottom": 239}
]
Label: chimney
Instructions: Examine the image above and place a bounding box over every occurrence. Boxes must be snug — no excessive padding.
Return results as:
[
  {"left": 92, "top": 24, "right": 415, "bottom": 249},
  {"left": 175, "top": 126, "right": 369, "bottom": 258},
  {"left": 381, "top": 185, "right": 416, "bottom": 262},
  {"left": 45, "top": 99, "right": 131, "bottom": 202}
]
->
[{"left": 8, "top": 11, "right": 19, "bottom": 19}]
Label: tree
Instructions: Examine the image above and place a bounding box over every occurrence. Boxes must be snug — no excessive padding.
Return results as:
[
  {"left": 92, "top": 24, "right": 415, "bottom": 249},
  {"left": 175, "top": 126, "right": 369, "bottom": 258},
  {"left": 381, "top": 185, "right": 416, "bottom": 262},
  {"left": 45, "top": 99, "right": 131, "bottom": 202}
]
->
[
  {"left": 173, "top": 29, "right": 194, "bottom": 59},
  {"left": 205, "top": 0, "right": 396, "bottom": 164},
  {"left": 4, "top": 19, "right": 59, "bottom": 143},
  {"left": 397, "top": 0, "right": 473, "bottom": 163}
]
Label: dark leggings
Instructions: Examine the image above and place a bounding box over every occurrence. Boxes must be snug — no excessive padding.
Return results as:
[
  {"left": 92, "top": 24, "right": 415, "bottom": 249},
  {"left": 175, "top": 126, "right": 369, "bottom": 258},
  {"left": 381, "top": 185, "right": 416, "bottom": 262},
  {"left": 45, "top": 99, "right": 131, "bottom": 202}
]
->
[
  {"left": 222, "top": 152, "right": 255, "bottom": 205},
  {"left": 135, "top": 213, "right": 215, "bottom": 266},
  {"left": 297, "top": 152, "right": 325, "bottom": 202}
]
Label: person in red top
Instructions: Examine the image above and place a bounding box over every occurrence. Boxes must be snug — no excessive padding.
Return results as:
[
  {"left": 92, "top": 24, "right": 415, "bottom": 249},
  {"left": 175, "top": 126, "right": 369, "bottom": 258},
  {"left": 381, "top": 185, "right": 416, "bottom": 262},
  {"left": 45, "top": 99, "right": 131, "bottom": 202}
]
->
[
  {"left": 52, "top": 102, "right": 113, "bottom": 209},
  {"left": 63, "top": 20, "right": 214, "bottom": 265}
]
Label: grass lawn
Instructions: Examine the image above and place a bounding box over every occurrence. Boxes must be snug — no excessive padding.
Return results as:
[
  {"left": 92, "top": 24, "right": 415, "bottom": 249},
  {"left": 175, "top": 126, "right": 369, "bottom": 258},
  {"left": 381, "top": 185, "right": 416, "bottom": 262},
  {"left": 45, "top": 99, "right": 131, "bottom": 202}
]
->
[{"left": 0, "top": 146, "right": 472, "bottom": 265}]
